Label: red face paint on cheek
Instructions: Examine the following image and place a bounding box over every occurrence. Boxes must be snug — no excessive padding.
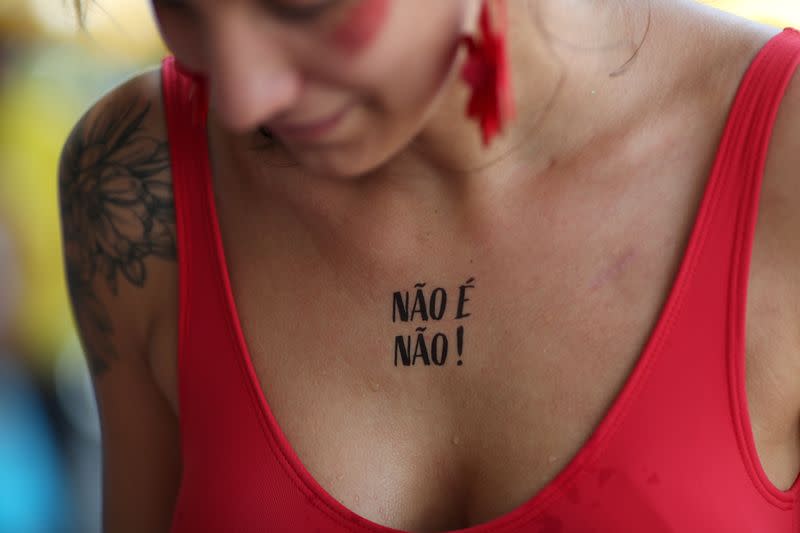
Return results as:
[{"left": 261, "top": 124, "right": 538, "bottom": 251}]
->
[{"left": 331, "top": 0, "right": 391, "bottom": 55}]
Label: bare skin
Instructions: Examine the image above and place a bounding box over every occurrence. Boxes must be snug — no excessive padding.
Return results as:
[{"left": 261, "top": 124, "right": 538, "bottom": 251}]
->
[{"left": 59, "top": 0, "right": 800, "bottom": 531}]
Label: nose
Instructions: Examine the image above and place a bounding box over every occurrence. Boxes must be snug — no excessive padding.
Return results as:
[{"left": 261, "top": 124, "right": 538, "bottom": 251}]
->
[{"left": 206, "top": 12, "right": 302, "bottom": 133}]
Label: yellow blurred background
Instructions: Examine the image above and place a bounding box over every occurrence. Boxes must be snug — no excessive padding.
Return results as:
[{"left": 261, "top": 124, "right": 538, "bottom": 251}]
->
[{"left": 0, "top": 2, "right": 797, "bottom": 532}]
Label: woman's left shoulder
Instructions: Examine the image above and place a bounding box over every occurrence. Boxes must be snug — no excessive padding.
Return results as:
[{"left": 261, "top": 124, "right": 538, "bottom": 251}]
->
[
  {"left": 749, "top": 23, "right": 800, "bottom": 398},
  {"left": 734, "top": 23, "right": 800, "bottom": 428},
  {"left": 766, "top": 27, "right": 800, "bottom": 176},
  {"left": 759, "top": 27, "right": 800, "bottom": 230}
]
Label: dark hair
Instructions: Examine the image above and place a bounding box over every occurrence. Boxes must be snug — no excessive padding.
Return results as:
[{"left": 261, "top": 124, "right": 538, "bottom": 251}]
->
[{"left": 70, "top": 0, "right": 86, "bottom": 28}]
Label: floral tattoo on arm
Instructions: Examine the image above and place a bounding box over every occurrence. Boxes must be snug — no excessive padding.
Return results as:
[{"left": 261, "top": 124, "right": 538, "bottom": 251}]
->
[{"left": 59, "top": 99, "right": 175, "bottom": 376}]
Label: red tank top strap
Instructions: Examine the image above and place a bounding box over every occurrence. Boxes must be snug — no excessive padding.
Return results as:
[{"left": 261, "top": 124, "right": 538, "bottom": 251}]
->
[
  {"left": 161, "top": 55, "right": 248, "bottom": 484},
  {"left": 161, "top": 54, "right": 205, "bottom": 463},
  {"left": 720, "top": 27, "right": 800, "bottom": 505},
  {"left": 661, "top": 26, "right": 800, "bottom": 509}
]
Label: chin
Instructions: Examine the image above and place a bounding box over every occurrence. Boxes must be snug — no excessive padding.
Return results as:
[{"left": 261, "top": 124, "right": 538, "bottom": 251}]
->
[{"left": 286, "top": 138, "right": 395, "bottom": 182}]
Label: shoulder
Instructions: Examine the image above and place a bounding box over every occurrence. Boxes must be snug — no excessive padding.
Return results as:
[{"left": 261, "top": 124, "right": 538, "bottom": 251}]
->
[
  {"left": 747, "top": 27, "right": 800, "bottom": 420},
  {"left": 58, "top": 65, "right": 177, "bottom": 378},
  {"left": 758, "top": 31, "right": 800, "bottom": 278},
  {"left": 765, "top": 32, "right": 800, "bottom": 183}
]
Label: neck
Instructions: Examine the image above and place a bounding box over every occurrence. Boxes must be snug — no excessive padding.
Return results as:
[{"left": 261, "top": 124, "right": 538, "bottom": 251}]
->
[{"left": 368, "top": 0, "right": 658, "bottom": 198}]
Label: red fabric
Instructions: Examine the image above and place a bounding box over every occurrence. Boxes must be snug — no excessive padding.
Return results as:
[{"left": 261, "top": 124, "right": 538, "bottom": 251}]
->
[
  {"left": 164, "top": 28, "right": 800, "bottom": 533},
  {"left": 460, "top": 0, "right": 515, "bottom": 147}
]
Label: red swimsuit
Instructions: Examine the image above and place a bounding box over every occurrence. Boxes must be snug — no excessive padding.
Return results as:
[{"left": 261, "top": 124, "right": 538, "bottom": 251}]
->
[{"left": 164, "top": 28, "right": 800, "bottom": 533}]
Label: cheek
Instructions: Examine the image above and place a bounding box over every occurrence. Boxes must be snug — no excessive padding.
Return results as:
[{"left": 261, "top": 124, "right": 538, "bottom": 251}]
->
[
  {"left": 330, "top": 0, "right": 392, "bottom": 55},
  {"left": 153, "top": 8, "right": 205, "bottom": 70}
]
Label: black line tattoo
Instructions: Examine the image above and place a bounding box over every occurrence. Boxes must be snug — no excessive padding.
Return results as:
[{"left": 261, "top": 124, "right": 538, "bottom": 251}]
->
[
  {"left": 392, "top": 278, "right": 475, "bottom": 367},
  {"left": 59, "top": 99, "right": 175, "bottom": 376}
]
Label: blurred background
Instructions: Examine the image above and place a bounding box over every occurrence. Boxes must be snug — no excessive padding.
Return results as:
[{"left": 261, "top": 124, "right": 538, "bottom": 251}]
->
[{"left": 0, "top": 1, "right": 798, "bottom": 532}]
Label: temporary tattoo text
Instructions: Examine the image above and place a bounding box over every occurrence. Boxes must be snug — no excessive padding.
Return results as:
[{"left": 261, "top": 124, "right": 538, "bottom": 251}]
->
[{"left": 391, "top": 277, "right": 475, "bottom": 367}]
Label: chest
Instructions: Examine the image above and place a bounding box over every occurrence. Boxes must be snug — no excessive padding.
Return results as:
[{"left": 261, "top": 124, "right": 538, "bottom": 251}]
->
[{"left": 150, "top": 149, "right": 799, "bottom": 531}]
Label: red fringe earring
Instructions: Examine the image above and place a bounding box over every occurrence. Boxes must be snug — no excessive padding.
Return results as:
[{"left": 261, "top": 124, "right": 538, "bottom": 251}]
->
[
  {"left": 174, "top": 60, "right": 209, "bottom": 126},
  {"left": 459, "top": 0, "right": 516, "bottom": 147}
]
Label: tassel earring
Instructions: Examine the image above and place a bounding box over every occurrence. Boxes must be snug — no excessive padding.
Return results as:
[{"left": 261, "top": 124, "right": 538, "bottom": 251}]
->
[
  {"left": 459, "top": 0, "right": 516, "bottom": 147},
  {"left": 174, "top": 60, "right": 209, "bottom": 126}
]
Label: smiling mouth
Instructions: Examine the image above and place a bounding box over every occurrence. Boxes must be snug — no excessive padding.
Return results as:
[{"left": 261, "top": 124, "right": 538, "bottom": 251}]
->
[{"left": 269, "top": 103, "right": 354, "bottom": 142}]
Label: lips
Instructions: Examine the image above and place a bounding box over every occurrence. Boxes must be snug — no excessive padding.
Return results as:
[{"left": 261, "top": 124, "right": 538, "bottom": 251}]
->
[{"left": 269, "top": 103, "right": 354, "bottom": 142}]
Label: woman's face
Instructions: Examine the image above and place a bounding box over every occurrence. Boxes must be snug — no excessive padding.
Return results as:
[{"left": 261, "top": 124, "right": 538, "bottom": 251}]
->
[{"left": 152, "top": 0, "right": 477, "bottom": 178}]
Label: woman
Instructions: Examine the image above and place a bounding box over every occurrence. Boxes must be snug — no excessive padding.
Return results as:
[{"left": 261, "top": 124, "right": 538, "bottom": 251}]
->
[{"left": 58, "top": 0, "right": 800, "bottom": 531}]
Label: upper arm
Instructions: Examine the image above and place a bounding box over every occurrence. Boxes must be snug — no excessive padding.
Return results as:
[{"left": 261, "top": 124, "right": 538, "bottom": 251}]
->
[{"left": 58, "top": 67, "right": 182, "bottom": 533}]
